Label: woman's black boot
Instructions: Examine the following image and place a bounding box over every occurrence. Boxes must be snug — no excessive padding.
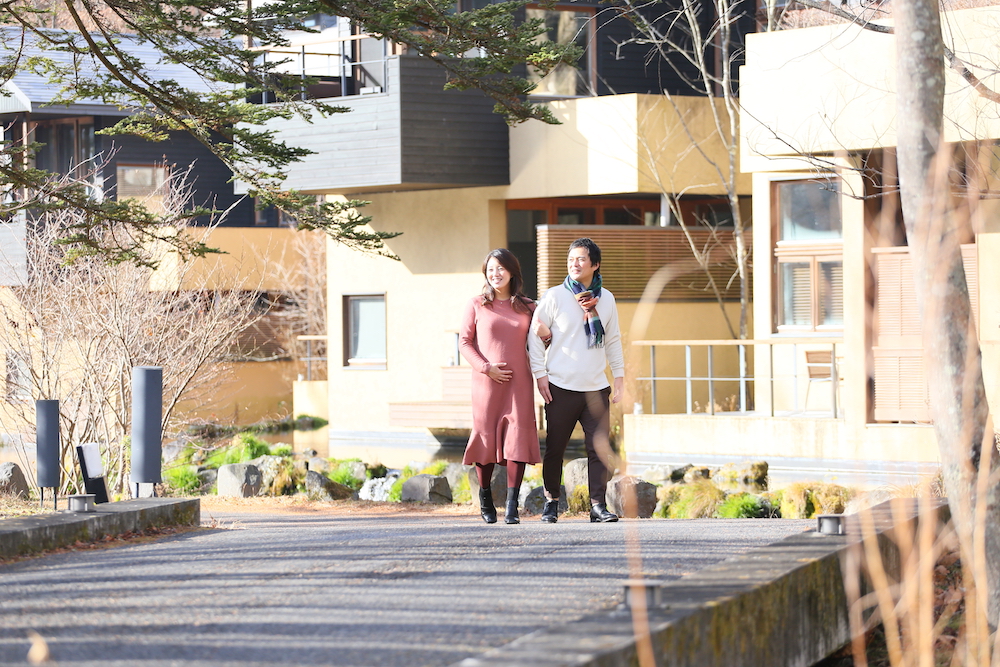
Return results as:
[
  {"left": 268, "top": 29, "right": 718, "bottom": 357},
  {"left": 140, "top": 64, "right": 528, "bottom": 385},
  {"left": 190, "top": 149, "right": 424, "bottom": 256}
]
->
[
  {"left": 504, "top": 487, "right": 520, "bottom": 524},
  {"left": 479, "top": 488, "right": 497, "bottom": 524}
]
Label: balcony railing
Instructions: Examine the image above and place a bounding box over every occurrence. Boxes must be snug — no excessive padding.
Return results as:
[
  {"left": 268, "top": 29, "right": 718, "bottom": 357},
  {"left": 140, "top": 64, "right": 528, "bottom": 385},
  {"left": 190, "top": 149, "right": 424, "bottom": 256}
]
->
[
  {"left": 253, "top": 34, "right": 390, "bottom": 101},
  {"left": 632, "top": 338, "right": 843, "bottom": 417}
]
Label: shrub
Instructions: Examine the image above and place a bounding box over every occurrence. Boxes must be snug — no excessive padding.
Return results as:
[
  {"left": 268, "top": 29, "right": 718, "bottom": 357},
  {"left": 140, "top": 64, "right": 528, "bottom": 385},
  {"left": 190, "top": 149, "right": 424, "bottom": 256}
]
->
[
  {"left": 163, "top": 465, "right": 201, "bottom": 495},
  {"left": 669, "top": 479, "right": 725, "bottom": 519},
  {"left": 271, "top": 460, "right": 304, "bottom": 495},
  {"left": 330, "top": 461, "right": 365, "bottom": 491},
  {"left": 452, "top": 473, "right": 471, "bottom": 504},
  {"left": 233, "top": 432, "right": 271, "bottom": 459},
  {"left": 367, "top": 463, "right": 388, "bottom": 479},
  {"left": 270, "top": 444, "right": 293, "bottom": 457},
  {"left": 811, "top": 483, "right": 854, "bottom": 515},
  {"left": 419, "top": 460, "right": 449, "bottom": 476},
  {"left": 653, "top": 484, "right": 682, "bottom": 518},
  {"left": 780, "top": 482, "right": 815, "bottom": 519},
  {"left": 716, "top": 493, "right": 768, "bottom": 519},
  {"left": 778, "top": 482, "right": 853, "bottom": 518},
  {"left": 567, "top": 485, "right": 591, "bottom": 513}
]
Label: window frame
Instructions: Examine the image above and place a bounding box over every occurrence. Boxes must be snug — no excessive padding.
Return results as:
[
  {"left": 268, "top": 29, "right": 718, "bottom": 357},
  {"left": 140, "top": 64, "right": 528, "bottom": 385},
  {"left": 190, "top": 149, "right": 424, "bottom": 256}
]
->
[
  {"left": 342, "top": 294, "right": 387, "bottom": 370},
  {"left": 772, "top": 177, "right": 844, "bottom": 334},
  {"left": 115, "top": 163, "right": 170, "bottom": 214}
]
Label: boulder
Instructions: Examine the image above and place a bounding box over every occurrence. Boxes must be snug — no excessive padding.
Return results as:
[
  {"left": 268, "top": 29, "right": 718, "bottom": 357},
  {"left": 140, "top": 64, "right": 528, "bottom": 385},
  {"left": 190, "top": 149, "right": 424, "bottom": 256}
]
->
[
  {"left": 522, "top": 485, "right": 568, "bottom": 516},
  {"left": 0, "top": 462, "right": 29, "bottom": 498},
  {"left": 467, "top": 465, "right": 506, "bottom": 506},
  {"left": 401, "top": 474, "right": 452, "bottom": 504},
  {"left": 670, "top": 464, "right": 694, "bottom": 483},
  {"left": 640, "top": 465, "right": 675, "bottom": 484},
  {"left": 563, "top": 458, "right": 590, "bottom": 498},
  {"left": 248, "top": 455, "right": 286, "bottom": 495},
  {"left": 683, "top": 466, "right": 711, "bottom": 484},
  {"left": 606, "top": 476, "right": 658, "bottom": 518},
  {"left": 305, "top": 470, "right": 354, "bottom": 501},
  {"left": 342, "top": 460, "right": 368, "bottom": 483},
  {"left": 740, "top": 461, "right": 769, "bottom": 489},
  {"left": 217, "top": 463, "right": 262, "bottom": 498},
  {"left": 306, "top": 457, "right": 330, "bottom": 473}
]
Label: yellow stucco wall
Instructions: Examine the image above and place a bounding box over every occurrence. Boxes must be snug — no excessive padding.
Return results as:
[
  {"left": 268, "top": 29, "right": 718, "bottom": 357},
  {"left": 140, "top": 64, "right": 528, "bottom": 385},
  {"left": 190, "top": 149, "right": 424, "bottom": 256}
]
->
[
  {"left": 741, "top": 6, "right": 1000, "bottom": 172},
  {"left": 509, "top": 94, "right": 749, "bottom": 199},
  {"left": 324, "top": 187, "right": 505, "bottom": 433},
  {"left": 150, "top": 227, "right": 309, "bottom": 292}
]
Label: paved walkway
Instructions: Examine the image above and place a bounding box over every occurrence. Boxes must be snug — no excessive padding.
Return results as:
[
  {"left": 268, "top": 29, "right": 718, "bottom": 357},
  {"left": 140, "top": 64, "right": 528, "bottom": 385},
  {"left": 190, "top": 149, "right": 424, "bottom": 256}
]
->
[{"left": 0, "top": 505, "right": 811, "bottom": 666}]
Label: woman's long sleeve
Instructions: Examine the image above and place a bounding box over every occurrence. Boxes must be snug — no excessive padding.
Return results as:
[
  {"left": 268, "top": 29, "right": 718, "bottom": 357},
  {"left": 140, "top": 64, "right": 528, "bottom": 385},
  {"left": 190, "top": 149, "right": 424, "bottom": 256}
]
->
[{"left": 459, "top": 299, "right": 491, "bottom": 374}]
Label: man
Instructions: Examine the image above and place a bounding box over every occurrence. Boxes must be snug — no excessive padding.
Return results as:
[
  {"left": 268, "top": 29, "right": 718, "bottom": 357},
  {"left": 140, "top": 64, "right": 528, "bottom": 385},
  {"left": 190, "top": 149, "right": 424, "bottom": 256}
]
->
[{"left": 528, "top": 237, "right": 624, "bottom": 523}]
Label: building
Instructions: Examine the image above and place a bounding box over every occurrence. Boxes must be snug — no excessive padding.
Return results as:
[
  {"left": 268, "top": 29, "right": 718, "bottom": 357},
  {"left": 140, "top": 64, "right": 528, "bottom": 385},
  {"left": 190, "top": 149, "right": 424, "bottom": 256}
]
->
[
  {"left": 623, "top": 4, "right": 1000, "bottom": 486},
  {"left": 258, "top": 6, "right": 753, "bottom": 464}
]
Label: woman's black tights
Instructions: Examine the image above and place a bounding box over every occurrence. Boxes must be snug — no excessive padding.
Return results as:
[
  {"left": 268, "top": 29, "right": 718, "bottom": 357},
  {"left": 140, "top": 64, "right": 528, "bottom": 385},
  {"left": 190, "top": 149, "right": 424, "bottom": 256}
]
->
[{"left": 476, "top": 462, "right": 527, "bottom": 489}]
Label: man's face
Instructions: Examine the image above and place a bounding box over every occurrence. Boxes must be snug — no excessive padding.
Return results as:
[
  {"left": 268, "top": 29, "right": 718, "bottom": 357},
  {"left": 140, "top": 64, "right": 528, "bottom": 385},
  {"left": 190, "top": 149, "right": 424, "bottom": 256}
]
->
[{"left": 567, "top": 246, "right": 598, "bottom": 286}]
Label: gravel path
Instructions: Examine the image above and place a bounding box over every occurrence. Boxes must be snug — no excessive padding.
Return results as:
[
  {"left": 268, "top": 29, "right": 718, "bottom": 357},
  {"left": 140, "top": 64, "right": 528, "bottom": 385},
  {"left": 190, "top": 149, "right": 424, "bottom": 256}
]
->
[{"left": 0, "top": 502, "right": 811, "bottom": 666}]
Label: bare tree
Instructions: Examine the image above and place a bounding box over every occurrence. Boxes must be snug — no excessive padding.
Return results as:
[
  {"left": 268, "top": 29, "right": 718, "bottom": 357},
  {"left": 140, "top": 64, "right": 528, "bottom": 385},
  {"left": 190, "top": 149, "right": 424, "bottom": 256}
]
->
[
  {"left": 610, "top": 0, "right": 751, "bottom": 339},
  {"left": 0, "top": 169, "right": 262, "bottom": 496}
]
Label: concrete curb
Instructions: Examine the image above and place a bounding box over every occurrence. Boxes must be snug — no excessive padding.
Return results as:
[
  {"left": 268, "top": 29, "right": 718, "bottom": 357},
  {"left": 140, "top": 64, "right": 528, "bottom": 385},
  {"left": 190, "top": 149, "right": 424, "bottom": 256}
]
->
[
  {"left": 455, "top": 498, "right": 948, "bottom": 667},
  {"left": 0, "top": 498, "right": 200, "bottom": 560}
]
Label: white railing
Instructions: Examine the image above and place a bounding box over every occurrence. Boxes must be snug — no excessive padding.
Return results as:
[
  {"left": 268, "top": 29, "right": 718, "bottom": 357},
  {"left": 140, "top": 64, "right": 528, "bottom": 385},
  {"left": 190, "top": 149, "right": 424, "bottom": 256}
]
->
[
  {"left": 255, "top": 34, "right": 390, "bottom": 100},
  {"left": 632, "top": 338, "right": 843, "bottom": 417}
]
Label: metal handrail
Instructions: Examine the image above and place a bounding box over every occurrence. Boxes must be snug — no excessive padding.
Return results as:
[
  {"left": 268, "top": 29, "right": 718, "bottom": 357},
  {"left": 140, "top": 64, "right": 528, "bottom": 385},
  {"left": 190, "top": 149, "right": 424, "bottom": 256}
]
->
[
  {"left": 297, "top": 335, "right": 328, "bottom": 381},
  {"left": 632, "top": 338, "right": 843, "bottom": 417}
]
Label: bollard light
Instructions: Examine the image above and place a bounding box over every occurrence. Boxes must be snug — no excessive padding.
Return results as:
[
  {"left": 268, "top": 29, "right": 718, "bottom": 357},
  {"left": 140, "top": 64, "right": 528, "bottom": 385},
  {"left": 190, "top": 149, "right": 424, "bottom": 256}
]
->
[
  {"left": 816, "top": 514, "right": 845, "bottom": 535},
  {"left": 35, "top": 400, "right": 60, "bottom": 509},
  {"left": 130, "top": 366, "right": 163, "bottom": 497},
  {"left": 621, "top": 579, "right": 666, "bottom": 609}
]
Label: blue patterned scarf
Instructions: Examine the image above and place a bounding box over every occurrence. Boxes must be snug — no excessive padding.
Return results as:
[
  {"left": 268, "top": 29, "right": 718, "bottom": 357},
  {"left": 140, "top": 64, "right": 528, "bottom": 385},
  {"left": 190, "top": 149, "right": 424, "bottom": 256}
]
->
[{"left": 563, "top": 274, "right": 605, "bottom": 348}]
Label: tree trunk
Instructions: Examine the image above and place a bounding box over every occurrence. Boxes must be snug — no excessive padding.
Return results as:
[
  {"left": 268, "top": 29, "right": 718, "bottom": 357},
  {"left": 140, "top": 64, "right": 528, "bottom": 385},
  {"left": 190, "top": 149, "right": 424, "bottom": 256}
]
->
[{"left": 894, "top": 0, "right": 1000, "bottom": 623}]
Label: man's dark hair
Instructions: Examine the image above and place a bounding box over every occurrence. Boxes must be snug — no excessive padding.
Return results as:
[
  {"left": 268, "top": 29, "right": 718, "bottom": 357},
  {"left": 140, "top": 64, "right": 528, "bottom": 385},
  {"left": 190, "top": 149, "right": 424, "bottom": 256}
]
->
[{"left": 569, "top": 237, "right": 601, "bottom": 266}]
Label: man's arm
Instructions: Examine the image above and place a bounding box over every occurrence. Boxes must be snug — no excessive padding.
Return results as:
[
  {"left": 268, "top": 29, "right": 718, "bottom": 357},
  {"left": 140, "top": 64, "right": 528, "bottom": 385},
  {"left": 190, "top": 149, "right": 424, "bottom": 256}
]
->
[
  {"left": 603, "top": 294, "right": 625, "bottom": 404},
  {"left": 528, "top": 293, "right": 554, "bottom": 403}
]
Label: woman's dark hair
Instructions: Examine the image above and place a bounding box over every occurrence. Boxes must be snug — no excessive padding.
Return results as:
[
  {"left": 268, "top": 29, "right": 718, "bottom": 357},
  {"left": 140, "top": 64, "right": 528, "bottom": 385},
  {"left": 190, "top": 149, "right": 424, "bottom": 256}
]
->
[{"left": 481, "top": 248, "right": 532, "bottom": 314}]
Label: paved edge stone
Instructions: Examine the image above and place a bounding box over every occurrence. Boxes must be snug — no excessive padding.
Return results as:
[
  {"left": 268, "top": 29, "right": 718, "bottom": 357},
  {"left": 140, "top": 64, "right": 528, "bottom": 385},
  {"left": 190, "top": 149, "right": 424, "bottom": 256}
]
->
[
  {"left": 0, "top": 498, "right": 201, "bottom": 560},
  {"left": 452, "top": 498, "right": 950, "bottom": 667}
]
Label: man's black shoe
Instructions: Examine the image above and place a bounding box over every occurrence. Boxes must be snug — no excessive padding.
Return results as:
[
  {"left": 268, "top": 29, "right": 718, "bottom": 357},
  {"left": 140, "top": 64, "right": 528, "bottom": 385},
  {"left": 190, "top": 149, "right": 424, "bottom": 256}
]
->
[
  {"left": 590, "top": 503, "right": 619, "bottom": 523},
  {"left": 541, "top": 499, "right": 559, "bottom": 523}
]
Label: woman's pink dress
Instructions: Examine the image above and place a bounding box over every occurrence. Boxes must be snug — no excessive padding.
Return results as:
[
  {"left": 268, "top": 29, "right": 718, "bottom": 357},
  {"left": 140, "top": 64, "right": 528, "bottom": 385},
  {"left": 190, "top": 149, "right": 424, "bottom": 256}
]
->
[{"left": 459, "top": 296, "right": 542, "bottom": 465}]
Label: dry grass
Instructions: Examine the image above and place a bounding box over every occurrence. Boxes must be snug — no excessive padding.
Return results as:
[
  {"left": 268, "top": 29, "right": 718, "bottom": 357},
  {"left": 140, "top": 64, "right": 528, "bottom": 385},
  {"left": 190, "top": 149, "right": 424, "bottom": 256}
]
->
[{"left": 0, "top": 493, "right": 54, "bottom": 519}]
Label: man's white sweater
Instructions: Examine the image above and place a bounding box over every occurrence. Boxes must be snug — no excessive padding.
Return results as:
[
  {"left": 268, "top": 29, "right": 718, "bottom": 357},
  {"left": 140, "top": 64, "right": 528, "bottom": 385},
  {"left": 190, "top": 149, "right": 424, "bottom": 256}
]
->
[{"left": 528, "top": 284, "right": 625, "bottom": 392}]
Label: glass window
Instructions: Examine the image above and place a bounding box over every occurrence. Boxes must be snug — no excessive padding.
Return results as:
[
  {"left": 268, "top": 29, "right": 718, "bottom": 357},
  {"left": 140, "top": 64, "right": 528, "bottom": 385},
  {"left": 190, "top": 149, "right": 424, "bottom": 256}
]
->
[
  {"left": 344, "top": 295, "right": 386, "bottom": 368},
  {"left": 117, "top": 165, "right": 169, "bottom": 214},
  {"left": 774, "top": 178, "right": 844, "bottom": 332},
  {"left": 526, "top": 6, "right": 594, "bottom": 97},
  {"left": 776, "top": 180, "right": 841, "bottom": 241}
]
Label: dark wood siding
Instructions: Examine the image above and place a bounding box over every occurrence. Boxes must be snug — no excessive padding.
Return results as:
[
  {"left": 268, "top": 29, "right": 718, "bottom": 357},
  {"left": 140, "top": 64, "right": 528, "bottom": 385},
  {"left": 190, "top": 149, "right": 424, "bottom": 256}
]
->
[
  {"left": 96, "top": 118, "right": 255, "bottom": 226},
  {"left": 398, "top": 57, "right": 509, "bottom": 187}
]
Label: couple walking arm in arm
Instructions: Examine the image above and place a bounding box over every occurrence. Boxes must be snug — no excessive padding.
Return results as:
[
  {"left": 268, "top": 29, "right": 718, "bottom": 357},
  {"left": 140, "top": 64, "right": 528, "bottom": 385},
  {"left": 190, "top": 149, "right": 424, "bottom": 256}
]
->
[{"left": 461, "top": 239, "right": 625, "bottom": 525}]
